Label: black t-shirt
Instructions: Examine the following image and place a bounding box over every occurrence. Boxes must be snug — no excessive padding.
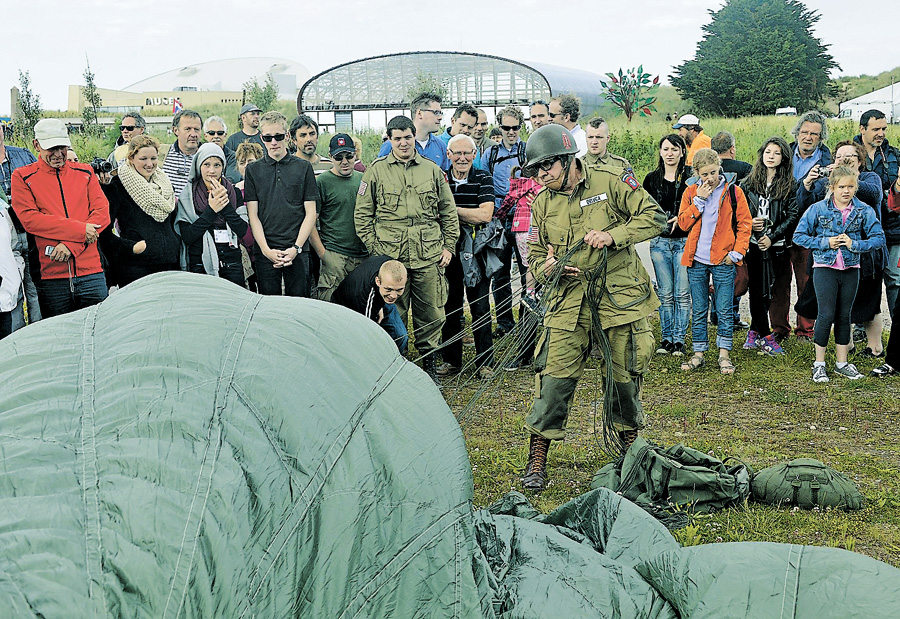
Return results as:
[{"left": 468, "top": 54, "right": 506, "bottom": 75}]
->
[
  {"left": 332, "top": 255, "right": 392, "bottom": 321},
  {"left": 224, "top": 130, "right": 264, "bottom": 153},
  {"left": 449, "top": 168, "right": 494, "bottom": 209},
  {"left": 244, "top": 154, "right": 318, "bottom": 250},
  {"left": 721, "top": 158, "right": 753, "bottom": 184}
]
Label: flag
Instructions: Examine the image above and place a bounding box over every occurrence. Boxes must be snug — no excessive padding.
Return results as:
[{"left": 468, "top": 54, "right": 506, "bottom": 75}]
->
[{"left": 172, "top": 98, "right": 183, "bottom": 115}]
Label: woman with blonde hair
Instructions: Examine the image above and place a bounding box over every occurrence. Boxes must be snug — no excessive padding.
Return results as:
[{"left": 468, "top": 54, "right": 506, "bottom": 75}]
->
[
  {"left": 677, "top": 148, "right": 753, "bottom": 374},
  {"left": 100, "top": 134, "right": 180, "bottom": 286}
]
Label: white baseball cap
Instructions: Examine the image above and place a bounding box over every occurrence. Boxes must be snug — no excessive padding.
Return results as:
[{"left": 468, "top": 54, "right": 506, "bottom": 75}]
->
[
  {"left": 34, "top": 119, "right": 72, "bottom": 149},
  {"left": 672, "top": 114, "right": 700, "bottom": 129}
]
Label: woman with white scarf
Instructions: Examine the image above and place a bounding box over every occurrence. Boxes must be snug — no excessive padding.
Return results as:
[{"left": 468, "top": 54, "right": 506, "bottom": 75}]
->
[
  {"left": 100, "top": 134, "right": 180, "bottom": 286},
  {"left": 175, "top": 143, "right": 249, "bottom": 287}
]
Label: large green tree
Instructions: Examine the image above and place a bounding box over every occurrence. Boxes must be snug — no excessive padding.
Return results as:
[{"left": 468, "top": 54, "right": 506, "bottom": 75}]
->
[{"left": 670, "top": 0, "right": 838, "bottom": 116}]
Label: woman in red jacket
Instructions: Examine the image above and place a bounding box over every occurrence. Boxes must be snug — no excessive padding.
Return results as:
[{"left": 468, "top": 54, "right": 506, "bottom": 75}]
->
[{"left": 677, "top": 148, "right": 753, "bottom": 374}]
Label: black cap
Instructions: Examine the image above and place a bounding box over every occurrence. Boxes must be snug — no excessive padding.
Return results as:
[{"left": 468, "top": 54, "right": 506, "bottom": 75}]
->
[
  {"left": 329, "top": 133, "right": 355, "bottom": 156},
  {"left": 240, "top": 103, "right": 262, "bottom": 115}
]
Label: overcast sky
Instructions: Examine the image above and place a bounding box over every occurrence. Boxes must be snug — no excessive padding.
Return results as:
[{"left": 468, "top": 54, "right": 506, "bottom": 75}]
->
[{"left": 2, "top": 0, "right": 896, "bottom": 116}]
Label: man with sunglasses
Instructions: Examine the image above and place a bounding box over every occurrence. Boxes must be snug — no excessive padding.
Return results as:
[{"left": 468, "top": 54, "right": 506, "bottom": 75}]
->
[
  {"left": 203, "top": 116, "right": 241, "bottom": 183},
  {"left": 309, "top": 133, "right": 367, "bottom": 302},
  {"left": 376, "top": 92, "right": 449, "bottom": 171},
  {"left": 548, "top": 94, "right": 587, "bottom": 157},
  {"left": 483, "top": 106, "right": 527, "bottom": 344},
  {"left": 519, "top": 124, "right": 666, "bottom": 491},
  {"left": 357, "top": 115, "right": 459, "bottom": 380},
  {"left": 244, "top": 111, "right": 318, "bottom": 298},
  {"left": 107, "top": 112, "right": 146, "bottom": 170}
]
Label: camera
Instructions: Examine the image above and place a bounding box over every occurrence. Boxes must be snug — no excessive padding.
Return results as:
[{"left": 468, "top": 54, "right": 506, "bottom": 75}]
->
[{"left": 90, "top": 157, "right": 113, "bottom": 175}]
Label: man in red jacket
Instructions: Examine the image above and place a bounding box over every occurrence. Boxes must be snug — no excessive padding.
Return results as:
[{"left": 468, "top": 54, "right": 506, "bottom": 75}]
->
[{"left": 11, "top": 119, "right": 110, "bottom": 317}]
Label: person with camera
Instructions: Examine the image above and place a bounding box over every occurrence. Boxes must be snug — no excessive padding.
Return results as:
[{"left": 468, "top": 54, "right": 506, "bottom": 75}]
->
[
  {"left": 100, "top": 135, "right": 180, "bottom": 287},
  {"left": 11, "top": 119, "right": 110, "bottom": 317}
]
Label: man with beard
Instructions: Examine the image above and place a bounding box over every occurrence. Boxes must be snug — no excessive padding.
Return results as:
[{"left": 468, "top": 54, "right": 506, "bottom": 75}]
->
[
  {"left": 290, "top": 115, "right": 332, "bottom": 175},
  {"left": 225, "top": 104, "right": 264, "bottom": 151}
]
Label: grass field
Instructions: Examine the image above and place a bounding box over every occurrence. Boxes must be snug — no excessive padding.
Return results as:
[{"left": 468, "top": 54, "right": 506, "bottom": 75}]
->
[{"left": 446, "top": 319, "right": 900, "bottom": 567}]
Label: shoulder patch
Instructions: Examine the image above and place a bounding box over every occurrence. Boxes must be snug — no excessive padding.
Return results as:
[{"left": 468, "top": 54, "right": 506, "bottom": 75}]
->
[
  {"left": 622, "top": 170, "right": 640, "bottom": 190},
  {"left": 357, "top": 181, "right": 368, "bottom": 196}
]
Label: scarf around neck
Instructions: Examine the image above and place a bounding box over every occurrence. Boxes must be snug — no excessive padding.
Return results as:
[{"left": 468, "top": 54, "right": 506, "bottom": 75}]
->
[{"left": 118, "top": 161, "right": 175, "bottom": 222}]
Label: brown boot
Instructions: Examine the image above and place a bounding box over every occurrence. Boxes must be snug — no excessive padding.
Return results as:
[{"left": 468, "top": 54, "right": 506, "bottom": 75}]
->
[
  {"left": 617, "top": 429, "right": 638, "bottom": 455},
  {"left": 522, "top": 434, "right": 551, "bottom": 491}
]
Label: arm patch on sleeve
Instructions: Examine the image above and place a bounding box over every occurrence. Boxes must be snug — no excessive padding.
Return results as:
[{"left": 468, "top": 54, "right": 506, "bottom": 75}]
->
[
  {"left": 358, "top": 181, "right": 368, "bottom": 196},
  {"left": 622, "top": 171, "right": 640, "bottom": 190}
]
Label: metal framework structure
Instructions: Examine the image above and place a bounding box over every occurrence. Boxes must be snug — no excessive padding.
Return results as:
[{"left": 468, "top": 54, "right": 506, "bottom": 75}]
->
[{"left": 299, "top": 51, "right": 603, "bottom": 113}]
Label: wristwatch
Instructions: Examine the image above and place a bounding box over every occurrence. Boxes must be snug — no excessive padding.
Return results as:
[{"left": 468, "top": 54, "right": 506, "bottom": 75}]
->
[{"left": 292, "top": 244, "right": 302, "bottom": 253}]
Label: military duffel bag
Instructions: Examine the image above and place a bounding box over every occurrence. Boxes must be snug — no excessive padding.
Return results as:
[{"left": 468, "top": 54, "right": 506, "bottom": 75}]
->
[{"left": 751, "top": 458, "right": 864, "bottom": 510}]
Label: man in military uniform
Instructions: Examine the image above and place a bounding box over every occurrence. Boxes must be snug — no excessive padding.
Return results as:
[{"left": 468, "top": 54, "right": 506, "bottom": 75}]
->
[
  {"left": 355, "top": 115, "right": 459, "bottom": 378},
  {"left": 521, "top": 124, "right": 666, "bottom": 490},
  {"left": 583, "top": 117, "right": 631, "bottom": 169}
]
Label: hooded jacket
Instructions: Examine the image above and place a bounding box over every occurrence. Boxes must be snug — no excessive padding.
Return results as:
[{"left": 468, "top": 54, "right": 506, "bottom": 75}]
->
[
  {"left": 175, "top": 143, "right": 248, "bottom": 276},
  {"left": 11, "top": 159, "right": 110, "bottom": 280}
]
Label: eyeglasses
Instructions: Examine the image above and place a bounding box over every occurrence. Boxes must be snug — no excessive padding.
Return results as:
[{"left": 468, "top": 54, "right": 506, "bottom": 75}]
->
[
  {"left": 120, "top": 125, "right": 137, "bottom": 131},
  {"left": 332, "top": 152, "right": 355, "bottom": 161},
  {"left": 500, "top": 124, "right": 521, "bottom": 132},
  {"left": 798, "top": 131, "right": 821, "bottom": 138},
  {"left": 538, "top": 156, "right": 561, "bottom": 172},
  {"left": 548, "top": 112, "right": 563, "bottom": 119},
  {"left": 260, "top": 133, "right": 286, "bottom": 143},
  {"left": 206, "top": 130, "right": 226, "bottom": 136},
  {"left": 422, "top": 108, "right": 443, "bottom": 117},
  {"left": 449, "top": 149, "right": 475, "bottom": 157}
]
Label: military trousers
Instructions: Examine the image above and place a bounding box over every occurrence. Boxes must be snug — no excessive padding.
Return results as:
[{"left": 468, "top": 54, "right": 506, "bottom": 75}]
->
[
  {"left": 525, "top": 301, "right": 654, "bottom": 440},
  {"left": 316, "top": 251, "right": 364, "bottom": 302},
  {"left": 394, "top": 261, "right": 448, "bottom": 355}
]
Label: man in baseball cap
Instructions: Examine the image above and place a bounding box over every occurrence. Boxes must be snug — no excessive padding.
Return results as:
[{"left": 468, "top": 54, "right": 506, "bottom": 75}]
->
[
  {"left": 672, "top": 114, "right": 711, "bottom": 166},
  {"left": 10, "top": 119, "right": 110, "bottom": 317},
  {"left": 308, "top": 132, "right": 368, "bottom": 301},
  {"left": 225, "top": 103, "right": 264, "bottom": 152}
]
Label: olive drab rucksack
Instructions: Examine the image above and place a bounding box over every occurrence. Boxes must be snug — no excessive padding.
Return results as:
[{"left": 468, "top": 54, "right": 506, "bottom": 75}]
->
[{"left": 750, "top": 458, "right": 864, "bottom": 510}]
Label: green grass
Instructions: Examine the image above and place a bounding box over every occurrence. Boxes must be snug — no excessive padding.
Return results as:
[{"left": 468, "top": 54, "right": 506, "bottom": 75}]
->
[{"left": 452, "top": 320, "right": 900, "bottom": 567}]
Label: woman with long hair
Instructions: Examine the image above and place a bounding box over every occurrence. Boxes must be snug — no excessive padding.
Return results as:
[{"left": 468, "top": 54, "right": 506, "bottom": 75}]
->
[
  {"left": 643, "top": 134, "right": 691, "bottom": 356},
  {"left": 738, "top": 136, "right": 798, "bottom": 355},
  {"left": 100, "top": 135, "right": 180, "bottom": 286}
]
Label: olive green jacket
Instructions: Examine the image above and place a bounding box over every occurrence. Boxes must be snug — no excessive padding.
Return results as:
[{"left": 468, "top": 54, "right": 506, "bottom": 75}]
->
[
  {"left": 584, "top": 151, "right": 632, "bottom": 170},
  {"left": 355, "top": 151, "right": 459, "bottom": 269},
  {"left": 528, "top": 161, "right": 666, "bottom": 330}
]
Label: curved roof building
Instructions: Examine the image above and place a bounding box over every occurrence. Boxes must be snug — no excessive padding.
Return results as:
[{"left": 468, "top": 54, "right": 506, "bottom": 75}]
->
[
  {"left": 298, "top": 51, "right": 604, "bottom": 131},
  {"left": 125, "top": 57, "right": 310, "bottom": 100}
]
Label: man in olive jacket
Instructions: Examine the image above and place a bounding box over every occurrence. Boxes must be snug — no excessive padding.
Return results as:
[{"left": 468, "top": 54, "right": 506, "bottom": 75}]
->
[
  {"left": 521, "top": 124, "right": 666, "bottom": 491},
  {"left": 355, "top": 115, "right": 459, "bottom": 377}
]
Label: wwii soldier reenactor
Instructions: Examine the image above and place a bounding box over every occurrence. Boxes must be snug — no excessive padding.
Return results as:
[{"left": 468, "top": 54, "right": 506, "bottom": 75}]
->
[
  {"left": 521, "top": 124, "right": 666, "bottom": 491},
  {"left": 355, "top": 115, "right": 459, "bottom": 380},
  {"left": 583, "top": 117, "right": 631, "bottom": 170}
]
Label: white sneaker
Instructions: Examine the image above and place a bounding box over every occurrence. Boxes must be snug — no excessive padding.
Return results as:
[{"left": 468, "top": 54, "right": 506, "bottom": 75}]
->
[
  {"left": 834, "top": 363, "right": 864, "bottom": 380},
  {"left": 812, "top": 365, "right": 829, "bottom": 383}
]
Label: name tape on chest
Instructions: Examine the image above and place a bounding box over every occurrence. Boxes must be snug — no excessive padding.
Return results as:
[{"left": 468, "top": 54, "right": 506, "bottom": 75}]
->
[
  {"left": 357, "top": 180, "right": 368, "bottom": 196},
  {"left": 580, "top": 193, "right": 608, "bottom": 208}
]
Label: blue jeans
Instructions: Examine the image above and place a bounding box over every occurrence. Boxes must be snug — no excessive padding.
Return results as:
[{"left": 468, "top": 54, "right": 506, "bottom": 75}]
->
[
  {"left": 884, "top": 243, "right": 900, "bottom": 320},
  {"left": 687, "top": 262, "right": 735, "bottom": 351},
  {"left": 38, "top": 271, "right": 108, "bottom": 318},
  {"left": 381, "top": 302, "right": 408, "bottom": 354},
  {"left": 650, "top": 236, "right": 691, "bottom": 344}
]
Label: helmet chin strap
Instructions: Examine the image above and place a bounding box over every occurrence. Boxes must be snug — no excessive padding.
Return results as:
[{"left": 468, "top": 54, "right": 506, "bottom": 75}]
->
[{"left": 547, "top": 155, "right": 575, "bottom": 191}]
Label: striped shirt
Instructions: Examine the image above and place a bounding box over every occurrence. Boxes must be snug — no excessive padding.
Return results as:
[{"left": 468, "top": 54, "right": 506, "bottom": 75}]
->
[{"left": 161, "top": 142, "right": 194, "bottom": 198}]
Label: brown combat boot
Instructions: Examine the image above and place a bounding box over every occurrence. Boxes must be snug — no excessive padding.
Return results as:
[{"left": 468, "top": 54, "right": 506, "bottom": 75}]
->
[
  {"left": 617, "top": 429, "right": 639, "bottom": 455},
  {"left": 522, "top": 434, "right": 551, "bottom": 491}
]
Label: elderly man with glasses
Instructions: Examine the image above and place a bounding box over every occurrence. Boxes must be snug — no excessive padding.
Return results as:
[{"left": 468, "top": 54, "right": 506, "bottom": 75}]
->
[
  {"left": 203, "top": 115, "right": 241, "bottom": 183},
  {"left": 376, "top": 92, "right": 449, "bottom": 170},
  {"left": 244, "top": 111, "right": 318, "bottom": 297}
]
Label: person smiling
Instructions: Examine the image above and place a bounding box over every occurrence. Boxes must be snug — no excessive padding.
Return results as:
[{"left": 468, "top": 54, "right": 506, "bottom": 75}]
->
[{"left": 100, "top": 134, "right": 180, "bottom": 287}]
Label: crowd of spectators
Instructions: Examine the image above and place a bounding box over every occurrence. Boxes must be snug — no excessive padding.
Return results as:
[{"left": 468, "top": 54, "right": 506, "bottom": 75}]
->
[{"left": 1, "top": 99, "right": 898, "bottom": 382}]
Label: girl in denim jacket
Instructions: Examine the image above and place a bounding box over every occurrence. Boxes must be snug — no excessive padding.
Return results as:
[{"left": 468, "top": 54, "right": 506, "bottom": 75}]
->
[{"left": 793, "top": 165, "right": 886, "bottom": 382}]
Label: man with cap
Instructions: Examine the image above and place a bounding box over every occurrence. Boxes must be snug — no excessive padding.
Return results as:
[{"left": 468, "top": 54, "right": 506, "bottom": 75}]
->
[
  {"left": 225, "top": 104, "right": 264, "bottom": 152},
  {"left": 672, "top": 114, "right": 711, "bottom": 166},
  {"left": 520, "top": 123, "right": 666, "bottom": 491},
  {"left": 11, "top": 119, "right": 110, "bottom": 317},
  {"left": 309, "top": 133, "right": 368, "bottom": 301}
]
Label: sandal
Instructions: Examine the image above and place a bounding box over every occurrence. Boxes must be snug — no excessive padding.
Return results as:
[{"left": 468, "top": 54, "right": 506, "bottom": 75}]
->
[
  {"left": 681, "top": 354, "right": 705, "bottom": 371},
  {"left": 718, "top": 356, "right": 736, "bottom": 375}
]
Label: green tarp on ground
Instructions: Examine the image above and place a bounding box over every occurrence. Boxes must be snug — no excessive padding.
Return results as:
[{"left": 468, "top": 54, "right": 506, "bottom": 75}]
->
[{"left": 1, "top": 272, "right": 898, "bottom": 618}]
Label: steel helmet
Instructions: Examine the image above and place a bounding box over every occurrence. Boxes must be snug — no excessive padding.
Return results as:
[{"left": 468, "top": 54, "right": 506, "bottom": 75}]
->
[{"left": 523, "top": 124, "right": 580, "bottom": 176}]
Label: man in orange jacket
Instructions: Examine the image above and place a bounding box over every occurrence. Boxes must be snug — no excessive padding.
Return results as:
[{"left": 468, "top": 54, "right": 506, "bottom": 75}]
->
[{"left": 12, "top": 119, "right": 110, "bottom": 317}]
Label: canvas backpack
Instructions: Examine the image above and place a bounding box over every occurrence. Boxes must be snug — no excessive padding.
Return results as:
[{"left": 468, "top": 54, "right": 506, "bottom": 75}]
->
[
  {"left": 591, "top": 437, "right": 752, "bottom": 522},
  {"left": 750, "top": 458, "right": 864, "bottom": 510}
]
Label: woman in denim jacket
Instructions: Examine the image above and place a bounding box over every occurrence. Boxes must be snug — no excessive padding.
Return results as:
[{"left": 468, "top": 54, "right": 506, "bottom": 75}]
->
[{"left": 793, "top": 165, "right": 886, "bottom": 382}]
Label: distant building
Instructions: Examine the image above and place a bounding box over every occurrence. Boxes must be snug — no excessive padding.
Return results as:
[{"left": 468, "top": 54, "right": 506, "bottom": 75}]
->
[
  {"left": 298, "top": 51, "right": 606, "bottom": 132},
  {"left": 67, "top": 57, "right": 310, "bottom": 114},
  {"left": 838, "top": 83, "right": 900, "bottom": 124}
]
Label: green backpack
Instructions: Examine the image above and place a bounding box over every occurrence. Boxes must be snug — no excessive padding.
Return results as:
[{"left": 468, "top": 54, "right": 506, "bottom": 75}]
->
[
  {"left": 751, "top": 458, "right": 864, "bottom": 510},
  {"left": 591, "top": 437, "right": 752, "bottom": 525}
]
